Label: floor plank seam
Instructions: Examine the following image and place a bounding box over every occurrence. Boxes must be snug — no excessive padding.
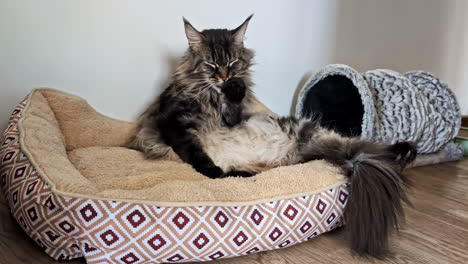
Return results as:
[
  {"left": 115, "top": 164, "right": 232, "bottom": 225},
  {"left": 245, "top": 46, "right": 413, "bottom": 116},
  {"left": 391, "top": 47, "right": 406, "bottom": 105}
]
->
[{"left": 410, "top": 208, "right": 468, "bottom": 232}]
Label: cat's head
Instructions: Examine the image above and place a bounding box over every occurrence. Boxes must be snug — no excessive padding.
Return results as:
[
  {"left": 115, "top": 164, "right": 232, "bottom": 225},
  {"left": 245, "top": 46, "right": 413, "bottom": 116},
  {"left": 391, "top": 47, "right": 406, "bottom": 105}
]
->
[{"left": 180, "top": 15, "right": 255, "bottom": 89}]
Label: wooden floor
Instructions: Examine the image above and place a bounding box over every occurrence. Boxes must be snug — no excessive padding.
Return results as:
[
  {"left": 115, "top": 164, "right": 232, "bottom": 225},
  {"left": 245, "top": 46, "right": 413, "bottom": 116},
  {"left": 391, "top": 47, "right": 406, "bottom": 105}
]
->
[{"left": 1, "top": 159, "right": 467, "bottom": 264}]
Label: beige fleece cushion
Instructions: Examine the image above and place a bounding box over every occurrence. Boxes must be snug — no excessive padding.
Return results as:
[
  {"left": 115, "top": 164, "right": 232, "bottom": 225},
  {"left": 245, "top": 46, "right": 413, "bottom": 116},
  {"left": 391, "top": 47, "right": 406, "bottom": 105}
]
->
[{"left": 20, "top": 89, "right": 345, "bottom": 205}]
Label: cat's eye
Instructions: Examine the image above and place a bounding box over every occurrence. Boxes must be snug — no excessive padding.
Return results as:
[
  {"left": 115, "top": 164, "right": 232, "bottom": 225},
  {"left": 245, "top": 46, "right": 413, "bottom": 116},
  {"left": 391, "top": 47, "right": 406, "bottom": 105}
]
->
[
  {"left": 203, "top": 62, "right": 218, "bottom": 69},
  {"left": 228, "top": 59, "right": 239, "bottom": 68}
]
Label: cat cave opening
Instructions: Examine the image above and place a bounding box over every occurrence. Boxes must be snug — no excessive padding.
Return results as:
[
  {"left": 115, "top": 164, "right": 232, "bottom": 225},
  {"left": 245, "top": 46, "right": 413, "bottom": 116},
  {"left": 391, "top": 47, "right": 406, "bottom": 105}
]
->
[{"left": 299, "top": 74, "right": 364, "bottom": 137}]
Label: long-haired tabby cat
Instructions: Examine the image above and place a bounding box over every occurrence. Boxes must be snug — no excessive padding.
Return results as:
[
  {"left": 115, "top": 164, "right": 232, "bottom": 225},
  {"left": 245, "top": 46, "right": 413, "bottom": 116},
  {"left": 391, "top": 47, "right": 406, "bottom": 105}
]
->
[{"left": 130, "top": 16, "right": 417, "bottom": 257}]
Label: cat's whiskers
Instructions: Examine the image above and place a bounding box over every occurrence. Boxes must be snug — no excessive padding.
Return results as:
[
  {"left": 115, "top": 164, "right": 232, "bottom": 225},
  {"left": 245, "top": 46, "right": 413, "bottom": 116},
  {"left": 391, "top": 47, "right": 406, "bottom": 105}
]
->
[
  {"left": 171, "top": 78, "right": 210, "bottom": 97},
  {"left": 207, "top": 82, "right": 222, "bottom": 93},
  {"left": 188, "top": 83, "right": 214, "bottom": 100}
]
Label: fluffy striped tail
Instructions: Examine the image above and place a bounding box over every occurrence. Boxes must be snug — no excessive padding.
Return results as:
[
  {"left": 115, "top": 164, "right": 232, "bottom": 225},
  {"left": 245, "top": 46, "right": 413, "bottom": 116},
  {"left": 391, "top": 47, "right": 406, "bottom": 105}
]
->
[
  {"left": 344, "top": 151, "right": 410, "bottom": 256},
  {"left": 300, "top": 135, "right": 416, "bottom": 257}
]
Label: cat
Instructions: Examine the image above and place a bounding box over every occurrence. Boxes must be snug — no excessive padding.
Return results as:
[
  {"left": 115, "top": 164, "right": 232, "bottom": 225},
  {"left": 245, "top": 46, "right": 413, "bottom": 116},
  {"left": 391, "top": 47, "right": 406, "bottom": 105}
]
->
[
  {"left": 130, "top": 16, "right": 417, "bottom": 257},
  {"left": 130, "top": 15, "right": 269, "bottom": 177}
]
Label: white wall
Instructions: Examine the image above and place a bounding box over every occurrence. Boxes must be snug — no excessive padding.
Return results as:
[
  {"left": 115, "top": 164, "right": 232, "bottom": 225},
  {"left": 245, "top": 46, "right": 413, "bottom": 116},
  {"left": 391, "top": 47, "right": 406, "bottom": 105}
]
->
[
  {"left": 0, "top": 0, "right": 467, "bottom": 132},
  {"left": 330, "top": 0, "right": 468, "bottom": 115}
]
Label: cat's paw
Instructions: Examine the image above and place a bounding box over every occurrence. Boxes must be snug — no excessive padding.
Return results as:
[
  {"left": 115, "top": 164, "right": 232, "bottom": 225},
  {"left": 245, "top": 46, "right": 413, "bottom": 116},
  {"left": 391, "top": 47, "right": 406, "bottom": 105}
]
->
[
  {"left": 226, "top": 170, "right": 255, "bottom": 177},
  {"left": 222, "top": 77, "right": 246, "bottom": 103},
  {"left": 222, "top": 102, "right": 242, "bottom": 127},
  {"left": 388, "top": 141, "right": 417, "bottom": 168},
  {"left": 202, "top": 165, "right": 225, "bottom": 179}
]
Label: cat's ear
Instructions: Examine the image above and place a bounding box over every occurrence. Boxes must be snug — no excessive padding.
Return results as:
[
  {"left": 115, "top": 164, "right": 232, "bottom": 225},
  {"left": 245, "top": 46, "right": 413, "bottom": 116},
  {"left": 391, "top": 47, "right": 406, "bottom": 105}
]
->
[
  {"left": 183, "top": 17, "right": 203, "bottom": 45},
  {"left": 232, "top": 14, "right": 253, "bottom": 43}
]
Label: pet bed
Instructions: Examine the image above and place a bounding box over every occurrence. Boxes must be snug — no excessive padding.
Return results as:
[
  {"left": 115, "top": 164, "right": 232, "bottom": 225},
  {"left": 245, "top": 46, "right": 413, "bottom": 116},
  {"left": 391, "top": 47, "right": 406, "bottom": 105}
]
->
[
  {"left": 295, "top": 64, "right": 464, "bottom": 164},
  {"left": 0, "top": 89, "right": 348, "bottom": 263}
]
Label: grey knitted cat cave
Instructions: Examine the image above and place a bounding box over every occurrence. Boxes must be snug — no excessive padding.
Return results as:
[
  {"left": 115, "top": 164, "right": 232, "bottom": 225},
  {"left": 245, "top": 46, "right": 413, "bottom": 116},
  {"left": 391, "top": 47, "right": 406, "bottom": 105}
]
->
[{"left": 295, "top": 64, "right": 462, "bottom": 155}]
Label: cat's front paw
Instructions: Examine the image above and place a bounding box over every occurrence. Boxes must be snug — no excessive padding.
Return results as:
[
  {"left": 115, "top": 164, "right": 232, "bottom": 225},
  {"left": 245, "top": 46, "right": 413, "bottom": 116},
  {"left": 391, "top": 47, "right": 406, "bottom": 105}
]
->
[
  {"left": 222, "top": 77, "right": 246, "bottom": 103},
  {"left": 222, "top": 102, "right": 242, "bottom": 127},
  {"left": 202, "top": 165, "right": 225, "bottom": 179}
]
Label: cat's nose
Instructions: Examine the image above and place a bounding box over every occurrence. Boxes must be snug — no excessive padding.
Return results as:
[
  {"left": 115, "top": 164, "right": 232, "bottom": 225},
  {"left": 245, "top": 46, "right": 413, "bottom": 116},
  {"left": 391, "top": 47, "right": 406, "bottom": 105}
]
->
[
  {"left": 218, "top": 67, "right": 230, "bottom": 82},
  {"left": 217, "top": 76, "right": 230, "bottom": 82}
]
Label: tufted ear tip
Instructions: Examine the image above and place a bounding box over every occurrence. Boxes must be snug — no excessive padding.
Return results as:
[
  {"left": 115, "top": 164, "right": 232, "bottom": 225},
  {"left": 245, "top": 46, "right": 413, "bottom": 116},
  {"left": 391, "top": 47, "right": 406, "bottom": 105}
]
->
[
  {"left": 232, "top": 14, "right": 254, "bottom": 43},
  {"left": 183, "top": 17, "right": 203, "bottom": 44}
]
